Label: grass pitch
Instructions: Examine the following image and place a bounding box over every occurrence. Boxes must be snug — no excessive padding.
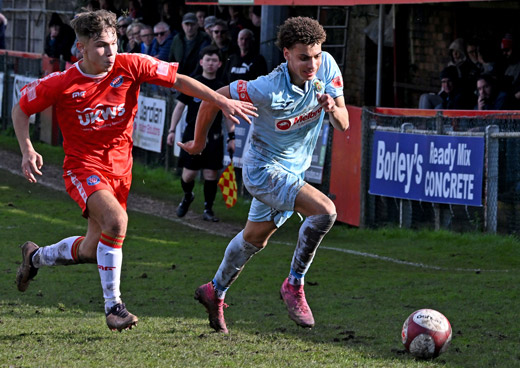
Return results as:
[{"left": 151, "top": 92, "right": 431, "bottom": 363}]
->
[{"left": 1, "top": 159, "right": 520, "bottom": 367}]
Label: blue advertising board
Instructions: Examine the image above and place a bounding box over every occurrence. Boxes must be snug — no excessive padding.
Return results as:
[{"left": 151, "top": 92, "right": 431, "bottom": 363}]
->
[{"left": 369, "top": 131, "right": 484, "bottom": 206}]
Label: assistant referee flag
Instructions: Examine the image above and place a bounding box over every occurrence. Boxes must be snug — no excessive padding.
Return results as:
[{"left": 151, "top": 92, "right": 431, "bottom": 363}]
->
[{"left": 218, "top": 162, "right": 237, "bottom": 208}]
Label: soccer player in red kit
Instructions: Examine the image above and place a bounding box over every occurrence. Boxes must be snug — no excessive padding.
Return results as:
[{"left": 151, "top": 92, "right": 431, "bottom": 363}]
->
[{"left": 12, "top": 10, "right": 256, "bottom": 332}]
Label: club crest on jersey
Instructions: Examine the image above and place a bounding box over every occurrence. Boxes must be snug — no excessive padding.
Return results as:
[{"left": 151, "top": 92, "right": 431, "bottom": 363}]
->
[
  {"left": 313, "top": 79, "right": 324, "bottom": 92},
  {"left": 76, "top": 103, "right": 125, "bottom": 126},
  {"left": 110, "top": 75, "right": 124, "bottom": 87},
  {"left": 275, "top": 105, "right": 323, "bottom": 131},
  {"left": 86, "top": 175, "right": 101, "bottom": 186}
]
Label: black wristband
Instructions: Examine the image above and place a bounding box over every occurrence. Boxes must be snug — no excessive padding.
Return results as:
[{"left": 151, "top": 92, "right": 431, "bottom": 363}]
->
[{"left": 227, "top": 132, "right": 235, "bottom": 143}]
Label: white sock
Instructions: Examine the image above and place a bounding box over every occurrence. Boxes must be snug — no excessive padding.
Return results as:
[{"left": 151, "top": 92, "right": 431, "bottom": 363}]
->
[
  {"left": 96, "top": 233, "right": 124, "bottom": 313},
  {"left": 32, "top": 236, "right": 84, "bottom": 267}
]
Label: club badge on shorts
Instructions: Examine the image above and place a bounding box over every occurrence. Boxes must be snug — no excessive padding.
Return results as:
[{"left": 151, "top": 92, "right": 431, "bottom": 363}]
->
[{"left": 86, "top": 175, "right": 101, "bottom": 186}]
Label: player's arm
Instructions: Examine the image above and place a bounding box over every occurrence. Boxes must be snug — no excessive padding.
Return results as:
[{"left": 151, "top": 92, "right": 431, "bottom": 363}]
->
[
  {"left": 12, "top": 102, "right": 43, "bottom": 183},
  {"left": 317, "top": 94, "right": 349, "bottom": 131},
  {"left": 224, "top": 115, "right": 236, "bottom": 157},
  {"left": 172, "top": 74, "right": 257, "bottom": 125},
  {"left": 166, "top": 101, "right": 186, "bottom": 146},
  {"left": 177, "top": 85, "right": 230, "bottom": 155}
]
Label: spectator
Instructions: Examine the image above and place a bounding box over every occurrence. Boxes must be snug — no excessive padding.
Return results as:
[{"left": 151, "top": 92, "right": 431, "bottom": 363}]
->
[
  {"left": 227, "top": 6, "right": 253, "bottom": 45},
  {"left": 224, "top": 28, "right": 267, "bottom": 83},
  {"left": 116, "top": 16, "right": 132, "bottom": 53},
  {"left": 477, "top": 40, "right": 498, "bottom": 76},
  {"left": 448, "top": 38, "right": 480, "bottom": 97},
  {"left": 211, "top": 19, "right": 237, "bottom": 74},
  {"left": 196, "top": 9, "right": 207, "bottom": 29},
  {"left": 466, "top": 38, "right": 483, "bottom": 74},
  {"left": 167, "top": 46, "right": 232, "bottom": 222},
  {"left": 203, "top": 15, "right": 217, "bottom": 41},
  {"left": 151, "top": 21, "right": 174, "bottom": 61},
  {"left": 128, "top": 0, "right": 143, "bottom": 22},
  {"left": 475, "top": 74, "right": 510, "bottom": 110},
  {"left": 44, "top": 13, "right": 75, "bottom": 62},
  {"left": 248, "top": 6, "right": 262, "bottom": 52},
  {"left": 169, "top": 12, "right": 211, "bottom": 76},
  {"left": 500, "top": 34, "right": 520, "bottom": 96},
  {"left": 126, "top": 22, "right": 144, "bottom": 53},
  {"left": 99, "top": 0, "right": 119, "bottom": 15},
  {"left": 139, "top": 25, "right": 154, "bottom": 55},
  {"left": 419, "top": 66, "right": 474, "bottom": 110}
]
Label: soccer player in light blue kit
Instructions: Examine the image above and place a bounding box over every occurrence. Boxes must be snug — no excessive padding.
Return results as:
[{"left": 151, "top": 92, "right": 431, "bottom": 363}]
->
[{"left": 179, "top": 17, "right": 349, "bottom": 333}]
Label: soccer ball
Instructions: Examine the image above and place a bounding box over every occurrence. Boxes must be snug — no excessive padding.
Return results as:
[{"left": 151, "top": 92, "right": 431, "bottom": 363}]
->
[{"left": 401, "top": 308, "right": 452, "bottom": 359}]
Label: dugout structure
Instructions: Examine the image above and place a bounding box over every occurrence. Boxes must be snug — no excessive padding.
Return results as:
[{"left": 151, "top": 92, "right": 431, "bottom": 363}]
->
[{"left": 359, "top": 108, "right": 520, "bottom": 234}]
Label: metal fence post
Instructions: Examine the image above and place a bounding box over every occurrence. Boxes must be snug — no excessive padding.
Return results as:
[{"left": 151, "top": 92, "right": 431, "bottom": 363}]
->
[
  {"left": 399, "top": 122, "right": 414, "bottom": 228},
  {"left": 485, "top": 125, "right": 499, "bottom": 233},
  {"left": 360, "top": 107, "right": 373, "bottom": 228}
]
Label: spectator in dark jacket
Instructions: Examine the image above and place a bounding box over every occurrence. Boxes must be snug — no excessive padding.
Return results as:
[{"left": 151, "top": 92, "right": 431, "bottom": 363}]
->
[
  {"left": 151, "top": 21, "right": 174, "bottom": 61},
  {"left": 169, "top": 12, "right": 211, "bottom": 76},
  {"left": 44, "top": 13, "right": 75, "bottom": 62}
]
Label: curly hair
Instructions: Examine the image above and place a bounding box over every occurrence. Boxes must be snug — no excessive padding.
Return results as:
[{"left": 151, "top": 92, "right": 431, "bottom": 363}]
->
[
  {"left": 70, "top": 9, "right": 117, "bottom": 41},
  {"left": 276, "top": 17, "right": 326, "bottom": 50}
]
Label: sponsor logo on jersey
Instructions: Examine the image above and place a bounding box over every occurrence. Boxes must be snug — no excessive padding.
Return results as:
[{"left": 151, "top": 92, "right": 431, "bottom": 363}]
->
[
  {"left": 110, "top": 75, "right": 124, "bottom": 87},
  {"left": 275, "top": 105, "right": 323, "bottom": 131},
  {"left": 76, "top": 103, "right": 126, "bottom": 126},
  {"left": 72, "top": 91, "right": 86, "bottom": 98},
  {"left": 86, "top": 175, "right": 101, "bottom": 186},
  {"left": 331, "top": 75, "right": 343, "bottom": 88}
]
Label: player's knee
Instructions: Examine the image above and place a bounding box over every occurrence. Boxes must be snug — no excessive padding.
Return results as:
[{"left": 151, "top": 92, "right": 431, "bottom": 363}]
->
[
  {"left": 307, "top": 213, "right": 337, "bottom": 234},
  {"left": 104, "top": 211, "right": 128, "bottom": 236}
]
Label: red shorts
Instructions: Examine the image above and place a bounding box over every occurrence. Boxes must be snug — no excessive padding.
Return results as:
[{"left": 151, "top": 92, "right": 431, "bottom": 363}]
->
[{"left": 63, "top": 168, "right": 131, "bottom": 218}]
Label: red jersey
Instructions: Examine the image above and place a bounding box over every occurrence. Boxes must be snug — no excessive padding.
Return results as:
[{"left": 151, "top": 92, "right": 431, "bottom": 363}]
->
[{"left": 19, "top": 53, "right": 178, "bottom": 177}]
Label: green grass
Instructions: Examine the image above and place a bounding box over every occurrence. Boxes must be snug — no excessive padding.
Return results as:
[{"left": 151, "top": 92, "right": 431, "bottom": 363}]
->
[{"left": 2, "top": 165, "right": 520, "bottom": 367}]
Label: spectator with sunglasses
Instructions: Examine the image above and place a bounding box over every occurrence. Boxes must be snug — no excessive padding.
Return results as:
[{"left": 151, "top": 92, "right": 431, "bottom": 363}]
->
[
  {"left": 210, "top": 19, "right": 237, "bottom": 80},
  {"left": 151, "top": 21, "right": 174, "bottom": 61}
]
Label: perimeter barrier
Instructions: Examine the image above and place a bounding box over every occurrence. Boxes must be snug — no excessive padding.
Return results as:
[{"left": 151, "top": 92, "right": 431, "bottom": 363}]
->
[
  {"left": 360, "top": 108, "right": 520, "bottom": 234},
  {"left": 2, "top": 52, "right": 520, "bottom": 234}
]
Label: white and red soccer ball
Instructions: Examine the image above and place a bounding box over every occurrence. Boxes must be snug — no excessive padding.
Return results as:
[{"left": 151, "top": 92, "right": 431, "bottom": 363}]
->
[{"left": 401, "top": 308, "right": 452, "bottom": 359}]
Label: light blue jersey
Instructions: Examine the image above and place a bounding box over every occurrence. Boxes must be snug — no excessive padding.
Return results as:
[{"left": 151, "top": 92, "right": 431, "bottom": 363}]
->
[
  {"left": 229, "top": 51, "right": 344, "bottom": 175},
  {"left": 229, "top": 51, "right": 344, "bottom": 226}
]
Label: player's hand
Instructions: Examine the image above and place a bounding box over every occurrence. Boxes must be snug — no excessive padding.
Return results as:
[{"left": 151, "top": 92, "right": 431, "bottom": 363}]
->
[
  {"left": 227, "top": 139, "right": 235, "bottom": 156},
  {"left": 317, "top": 93, "right": 336, "bottom": 113},
  {"left": 166, "top": 131, "right": 175, "bottom": 146},
  {"left": 177, "top": 140, "right": 205, "bottom": 155},
  {"left": 21, "top": 149, "right": 43, "bottom": 183},
  {"left": 220, "top": 98, "right": 257, "bottom": 125}
]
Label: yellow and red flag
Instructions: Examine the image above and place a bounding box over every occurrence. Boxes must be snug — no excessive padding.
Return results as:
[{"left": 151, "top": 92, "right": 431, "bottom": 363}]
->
[{"left": 218, "top": 162, "right": 238, "bottom": 208}]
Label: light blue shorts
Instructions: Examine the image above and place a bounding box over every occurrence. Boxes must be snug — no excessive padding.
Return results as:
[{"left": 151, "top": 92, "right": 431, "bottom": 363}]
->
[{"left": 243, "top": 162, "right": 305, "bottom": 228}]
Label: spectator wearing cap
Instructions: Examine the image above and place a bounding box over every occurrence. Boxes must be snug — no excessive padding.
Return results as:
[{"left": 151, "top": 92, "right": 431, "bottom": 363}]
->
[
  {"left": 169, "top": 12, "right": 211, "bottom": 76},
  {"left": 204, "top": 15, "right": 217, "bottom": 41},
  {"left": 151, "top": 21, "right": 174, "bottom": 61}
]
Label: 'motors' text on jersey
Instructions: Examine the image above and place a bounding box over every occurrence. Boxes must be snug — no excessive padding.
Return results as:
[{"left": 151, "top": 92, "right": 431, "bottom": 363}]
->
[{"left": 19, "top": 54, "right": 178, "bottom": 177}]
